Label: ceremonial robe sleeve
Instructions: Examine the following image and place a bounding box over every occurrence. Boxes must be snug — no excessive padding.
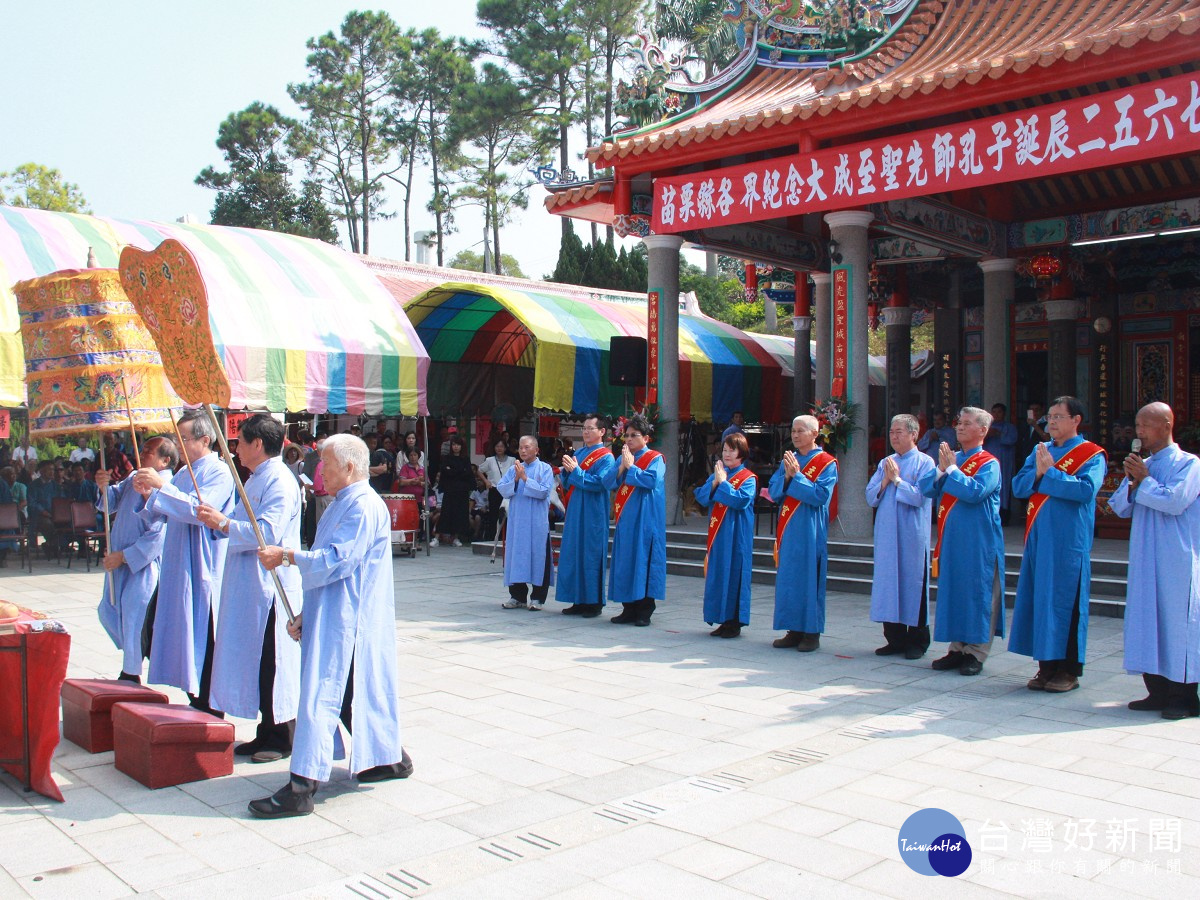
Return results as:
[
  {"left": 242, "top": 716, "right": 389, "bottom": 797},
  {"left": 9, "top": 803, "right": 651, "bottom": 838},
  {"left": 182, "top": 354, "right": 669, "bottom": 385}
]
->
[
  {"left": 713, "top": 474, "right": 757, "bottom": 509},
  {"left": 918, "top": 466, "right": 943, "bottom": 500},
  {"left": 1128, "top": 456, "right": 1200, "bottom": 517},
  {"left": 694, "top": 476, "right": 717, "bottom": 509},
  {"left": 566, "top": 451, "right": 615, "bottom": 492},
  {"left": 495, "top": 467, "right": 519, "bottom": 499},
  {"left": 1011, "top": 447, "right": 1040, "bottom": 500},
  {"left": 896, "top": 456, "right": 934, "bottom": 507},
  {"left": 942, "top": 459, "right": 999, "bottom": 504},
  {"left": 1107, "top": 477, "right": 1135, "bottom": 518},
  {"left": 144, "top": 481, "right": 206, "bottom": 525},
  {"left": 791, "top": 460, "right": 836, "bottom": 507},
  {"left": 767, "top": 462, "right": 789, "bottom": 504},
  {"left": 121, "top": 511, "right": 166, "bottom": 574},
  {"left": 1038, "top": 453, "right": 1106, "bottom": 503},
  {"left": 524, "top": 463, "right": 554, "bottom": 501},
  {"left": 227, "top": 480, "right": 298, "bottom": 550},
  {"left": 626, "top": 456, "right": 664, "bottom": 489},
  {"left": 294, "top": 504, "right": 372, "bottom": 588}
]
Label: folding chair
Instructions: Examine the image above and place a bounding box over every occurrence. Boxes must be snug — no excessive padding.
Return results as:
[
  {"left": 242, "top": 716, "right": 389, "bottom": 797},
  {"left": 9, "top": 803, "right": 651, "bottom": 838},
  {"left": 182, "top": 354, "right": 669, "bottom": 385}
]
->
[
  {"left": 67, "top": 501, "right": 104, "bottom": 571},
  {"left": 0, "top": 502, "right": 31, "bottom": 572}
]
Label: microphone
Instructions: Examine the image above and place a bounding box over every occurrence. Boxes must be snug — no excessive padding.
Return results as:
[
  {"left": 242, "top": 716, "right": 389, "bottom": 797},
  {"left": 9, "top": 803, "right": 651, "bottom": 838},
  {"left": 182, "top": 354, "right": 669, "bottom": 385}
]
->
[{"left": 1131, "top": 439, "right": 1143, "bottom": 457}]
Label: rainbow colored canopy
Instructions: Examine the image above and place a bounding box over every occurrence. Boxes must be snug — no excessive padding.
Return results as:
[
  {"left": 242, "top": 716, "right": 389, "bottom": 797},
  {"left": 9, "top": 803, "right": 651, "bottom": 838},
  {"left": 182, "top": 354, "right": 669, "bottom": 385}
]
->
[
  {"left": 406, "top": 282, "right": 785, "bottom": 423},
  {"left": 0, "top": 206, "right": 428, "bottom": 414}
]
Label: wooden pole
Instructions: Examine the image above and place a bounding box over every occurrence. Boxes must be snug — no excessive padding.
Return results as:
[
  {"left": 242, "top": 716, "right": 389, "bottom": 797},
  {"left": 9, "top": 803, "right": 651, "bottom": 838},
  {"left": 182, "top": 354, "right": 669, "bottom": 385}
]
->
[
  {"left": 100, "top": 444, "right": 114, "bottom": 605},
  {"left": 202, "top": 405, "right": 296, "bottom": 624},
  {"left": 168, "top": 409, "right": 202, "bottom": 503},
  {"left": 120, "top": 375, "right": 141, "bottom": 468}
]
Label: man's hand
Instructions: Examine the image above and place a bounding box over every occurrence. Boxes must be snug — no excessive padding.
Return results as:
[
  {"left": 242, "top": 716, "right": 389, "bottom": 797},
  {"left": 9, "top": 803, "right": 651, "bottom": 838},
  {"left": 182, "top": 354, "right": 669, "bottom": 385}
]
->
[
  {"left": 883, "top": 456, "right": 900, "bottom": 483},
  {"left": 782, "top": 450, "right": 800, "bottom": 478},
  {"left": 133, "top": 467, "right": 167, "bottom": 493},
  {"left": 1124, "top": 453, "right": 1149, "bottom": 486},
  {"left": 713, "top": 459, "right": 727, "bottom": 485},
  {"left": 513, "top": 461, "right": 526, "bottom": 482},
  {"left": 95, "top": 470, "right": 111, "bottom": 490},
  {"left": 258, "top": 545, "right": 285, "bottom": 570},
  {"left": 620, "top": 444, "right": 634, "bottom": 472},
  {"left": 194, "top": 503, "right": 225, "bottom": 530},
  {"left": 286, "top": 613, "right": 302, "bottom": 643},
  {"left": 1035, "top": 442, "right": 1053, "bottom": 478},
  {"left": 561, "top": 454, "right": 577, "bottom": 473},
  {"left": 102, "top": 550, "right": 125, "bottom": 572},
  {"left": 938, "top": 442, "right": 956, "bottom": 473}
]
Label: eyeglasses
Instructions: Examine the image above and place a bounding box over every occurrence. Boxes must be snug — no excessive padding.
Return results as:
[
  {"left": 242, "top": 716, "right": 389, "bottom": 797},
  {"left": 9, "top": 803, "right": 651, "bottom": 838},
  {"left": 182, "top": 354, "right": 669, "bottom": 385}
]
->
[{"left": 1046, "top": 414, "right": 1077, "bottom": 421}]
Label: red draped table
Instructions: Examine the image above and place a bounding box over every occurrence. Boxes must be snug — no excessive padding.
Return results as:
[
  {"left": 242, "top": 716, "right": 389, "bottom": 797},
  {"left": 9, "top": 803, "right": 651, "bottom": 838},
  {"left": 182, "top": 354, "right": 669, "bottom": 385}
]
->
[{"left": 0, "top": 612, "right": 70, "bottom": 801}]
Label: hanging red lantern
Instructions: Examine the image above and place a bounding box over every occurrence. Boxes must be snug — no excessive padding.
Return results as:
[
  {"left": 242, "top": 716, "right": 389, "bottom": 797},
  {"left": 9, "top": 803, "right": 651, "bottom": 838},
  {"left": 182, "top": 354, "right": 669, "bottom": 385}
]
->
[{"left": 1028, "top": 252, "right": 1062, "bottom": 280}]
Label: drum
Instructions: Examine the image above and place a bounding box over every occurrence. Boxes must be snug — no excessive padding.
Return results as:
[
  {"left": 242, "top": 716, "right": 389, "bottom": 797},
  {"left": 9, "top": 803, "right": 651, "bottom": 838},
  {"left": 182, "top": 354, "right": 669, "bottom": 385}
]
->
[{"left": 381, "top": 494, "right": 419, "bottom": 542}]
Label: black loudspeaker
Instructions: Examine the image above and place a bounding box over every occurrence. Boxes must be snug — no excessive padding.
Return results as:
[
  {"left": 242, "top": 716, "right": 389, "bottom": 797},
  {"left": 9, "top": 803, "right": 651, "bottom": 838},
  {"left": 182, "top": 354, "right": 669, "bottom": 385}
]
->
[{"left": 608, "top": 336, "right": 647, "bottom": 387}]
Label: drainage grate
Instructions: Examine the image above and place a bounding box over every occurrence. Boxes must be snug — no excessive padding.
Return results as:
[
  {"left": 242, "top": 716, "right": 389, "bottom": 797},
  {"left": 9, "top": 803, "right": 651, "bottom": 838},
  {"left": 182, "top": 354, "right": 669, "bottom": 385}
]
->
[
  {"left": 346, "top": 875, "right": 403, "bottom": 898},
  {"left": 515, "top": 832, "right": 562, "bottom": 851},
  {"left": 383, "top": 869, "right": 431, "bottom": 897},
  {"left": 839, "top": 723, "right": 892, "bottom": 741},
  {"left": 768, "top": 747, "right": 829, "bottom": 766},
  {"left": 479, "top": 841, "right": 524, "bottom": 861},
  {"left": 689, "top": 777, "right": 739, "bottom": 793}
]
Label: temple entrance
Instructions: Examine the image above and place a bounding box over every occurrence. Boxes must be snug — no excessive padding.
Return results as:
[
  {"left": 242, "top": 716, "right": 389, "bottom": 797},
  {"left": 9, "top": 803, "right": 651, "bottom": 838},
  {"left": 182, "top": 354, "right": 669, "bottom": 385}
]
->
[{"left": 1014, "top": 351, "right": 1049, "bottom": 419}]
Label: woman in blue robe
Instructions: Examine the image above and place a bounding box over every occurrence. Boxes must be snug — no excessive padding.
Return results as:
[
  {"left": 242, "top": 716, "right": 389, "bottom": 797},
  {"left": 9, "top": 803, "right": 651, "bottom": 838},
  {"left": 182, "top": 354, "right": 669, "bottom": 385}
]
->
[{"left": 694, "top": 433, "right": 757, "bottom": 637}]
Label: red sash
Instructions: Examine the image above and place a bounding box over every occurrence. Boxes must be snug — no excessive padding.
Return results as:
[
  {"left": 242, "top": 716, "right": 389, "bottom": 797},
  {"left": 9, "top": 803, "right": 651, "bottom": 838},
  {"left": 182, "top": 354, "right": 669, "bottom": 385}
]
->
[
  {"left": 613, "top": 449, "right": 661, "bottom": 526},
  {"left": 1023, "top": 440, "right": 1107, "bottom": 543},
  {"left": 932, "top": 449, "right": 996, "bottom": 578},
  {"left": 705, "top": 466, "right": 755, "bottom": 575},
  {"left": 562, "top": 445, "right": 611, "bottom": 508},
  {"left": 774, "top": 451, "right": 836, "bottom": 566}
]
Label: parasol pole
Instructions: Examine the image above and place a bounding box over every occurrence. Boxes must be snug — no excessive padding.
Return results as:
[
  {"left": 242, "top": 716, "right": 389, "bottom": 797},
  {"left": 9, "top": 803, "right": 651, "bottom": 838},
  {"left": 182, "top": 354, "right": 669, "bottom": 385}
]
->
[
  {"left": 100, "top": 444, "right": 114, "bottom": 605},
  {"left": 120, "top": 375, "right": 142, "bottom": 468},
  {"left": 168, "top": 409, "right": 203, "bottom": 503},
  {"left": 202, "top": 404, "right": 296, "bottom": 624},
  {"left": 422, "top": 415, "right": 431, "bottom": 557}
]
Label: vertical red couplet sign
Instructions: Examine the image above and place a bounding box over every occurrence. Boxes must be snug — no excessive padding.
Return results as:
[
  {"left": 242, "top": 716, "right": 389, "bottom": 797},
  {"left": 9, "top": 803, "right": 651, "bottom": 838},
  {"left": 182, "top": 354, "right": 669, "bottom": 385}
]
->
[
  {"left": 225, "top": 411, "right": 248, "bottom": 440},
  {"left": 831, "top": 267, "right": 850, "bottom": 397},
  {"left": 647, "top": 289, "right": 660, "bottom": 405},
  {"left": 0, "top": 409, "right": 9, "bottom": 440}
]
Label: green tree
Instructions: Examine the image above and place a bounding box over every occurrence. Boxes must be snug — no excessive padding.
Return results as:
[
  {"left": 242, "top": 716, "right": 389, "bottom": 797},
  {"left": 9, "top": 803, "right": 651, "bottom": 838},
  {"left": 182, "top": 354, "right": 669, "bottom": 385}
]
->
[
  {"left": 654, "top": 0, "right": 742, "bottom": 77},
  {"left": 448, "top": 63, "right": 540, "bottom": 277},
  {"left": 195, "top": 103, "right": 337, "bottom": 242},
  {"left": 0, "top": 163, "right": 91, "bottom": 213},
  {"left": 449, "top": 249, "right": 526, "bottom": 278},
  {"left": 289, "top": 11, "right": 405, "bottom": 254}
]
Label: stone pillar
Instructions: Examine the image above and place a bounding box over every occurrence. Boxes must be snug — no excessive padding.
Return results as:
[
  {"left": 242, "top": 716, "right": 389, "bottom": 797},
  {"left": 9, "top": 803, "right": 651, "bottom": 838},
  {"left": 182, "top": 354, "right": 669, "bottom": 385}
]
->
[
  {"left": 643, "top": 234, "right": 684, "bottom": 524},
  {"left": 811, "top": 272, "right": 832, "bottom": 401},
  {"left": 934, "top": 269, "right": 962, "bottom": 419},
  {"left": 881, "top": 306, "right": 914, "bottom": 420},
  {"left": 1045, "top": 298, "right": 1078, "bottom": 401},
  {"left": 792, "top": 273, "right": 812, "bottom": 415},
  {"left": 979, "top": 258, "right": 1016, "bottom": 411},
  {"left": 824, "top": 209, "right": 874, "bottom": 539}
]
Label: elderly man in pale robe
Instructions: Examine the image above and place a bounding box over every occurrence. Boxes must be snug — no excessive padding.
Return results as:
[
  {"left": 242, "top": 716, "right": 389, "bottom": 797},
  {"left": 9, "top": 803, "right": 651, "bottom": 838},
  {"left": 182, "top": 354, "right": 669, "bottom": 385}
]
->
[
  {"left": 497, "top": 436, "right": 556, "bottom": 610},
  {"left": 867, "top": 414, "right": 936, "bottom": 660},
  {"left": 250, "top": 434, "right": 410, "bottom": 818},
  {"left": 1109, "top": 402, "right": 1200, "bottom": 720}
]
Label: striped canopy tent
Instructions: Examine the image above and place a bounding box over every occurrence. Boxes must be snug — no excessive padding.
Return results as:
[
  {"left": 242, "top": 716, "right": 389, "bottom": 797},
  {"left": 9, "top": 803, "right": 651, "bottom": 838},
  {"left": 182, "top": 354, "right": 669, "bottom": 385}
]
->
[
  {"left": 406, "top": 282, "right": 785, "bottom": 423},
  {"left": 0, "top": 205, "right": 428, "bottom": 414}
]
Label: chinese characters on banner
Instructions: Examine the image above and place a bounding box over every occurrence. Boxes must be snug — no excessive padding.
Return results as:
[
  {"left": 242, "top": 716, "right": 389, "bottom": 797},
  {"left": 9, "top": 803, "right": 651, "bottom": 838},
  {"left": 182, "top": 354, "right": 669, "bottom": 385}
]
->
[
  {"left": 647, "top": 289, "right": 661, "bottom": 405},
  {"left": 831, "top": 268, "right": 849, "bottom": 398},
  {"left": 652, "top": 73, "right": 1200, "bottom": 233},
  {"left": 1096, "top": 342, "right": 1111, "bottom": 448},
  {"left": 225, "top": 411, "right": 247, "bottom": 440},
  {"left": 0, "top": 409, "right": 9, "bottom": 440}
]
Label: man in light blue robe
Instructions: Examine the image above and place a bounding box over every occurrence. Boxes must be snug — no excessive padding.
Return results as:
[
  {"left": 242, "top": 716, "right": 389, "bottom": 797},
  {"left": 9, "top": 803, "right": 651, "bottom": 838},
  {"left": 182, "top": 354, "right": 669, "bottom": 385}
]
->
[
  {"left": 768, "top": 415, "right": 837, "bottom": 653},
  {"left": 1011, "top": 396, "right": 1105, "bottom": 694},
  {"left": 197, "top": 415, "right": 303, "bottom": 762},
  {"left": 1108, "top": 402, "right": 1200, "bottom": 719},
  {"left": 602, "top": 414, "right": 665, "bottom": 627},
  {"left": 557, "top": 414, "right": 616, "bottom": 617},
  {"left": 137, "top": 410, "right": 236, "bottom": 714},
  {"left": 920, "top": 406, "right": 1006, "bottom": 676},
  {"left": 95, "top": 436, "right": 177, "bottom": 682},
  {"left": 694, "top": 432, "right": 757, "bottom": 638},
  {"left": 868, "top": 414, "right": 935, "bottom": 659},
  {"left": 497, "top": 436, "right": 555, "bottom": 610},
  {"left": 250, "top": 434, "right": 410, "bottom": 819},
  {"left": 984, "top": 402, "right": 1019, "bottom": 525}
]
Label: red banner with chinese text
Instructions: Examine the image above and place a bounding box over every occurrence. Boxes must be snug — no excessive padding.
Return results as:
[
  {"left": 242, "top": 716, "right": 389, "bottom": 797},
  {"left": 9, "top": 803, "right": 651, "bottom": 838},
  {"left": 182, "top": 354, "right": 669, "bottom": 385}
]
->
[
  {"left": 831, "top": 267, "right": 849, "bottom": 398},
  {"left": 225, "top": 412, "right": 247, "bottom": 440},
  {"left": 647, "top": 289, "right": 660, "bottom": 405},
  {"left": 652, "top": 72, "right": 1200, "bottom": 233}
]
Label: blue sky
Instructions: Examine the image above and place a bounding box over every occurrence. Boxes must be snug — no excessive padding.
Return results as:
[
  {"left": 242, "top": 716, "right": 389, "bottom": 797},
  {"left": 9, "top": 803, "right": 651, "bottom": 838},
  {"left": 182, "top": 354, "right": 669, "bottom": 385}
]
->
[{"left": 0, "top": 1, "right": 588, "bottom": 276}]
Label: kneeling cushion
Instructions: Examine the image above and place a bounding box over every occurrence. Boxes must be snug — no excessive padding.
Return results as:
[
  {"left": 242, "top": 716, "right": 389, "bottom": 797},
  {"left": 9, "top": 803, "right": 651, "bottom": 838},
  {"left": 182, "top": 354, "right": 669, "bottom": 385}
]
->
[
  {"left": 112, "top": 702, "right": 234, "bottom": 789},
  {"left": 61, "top": 678, "right": 169, "bottom": 753}
]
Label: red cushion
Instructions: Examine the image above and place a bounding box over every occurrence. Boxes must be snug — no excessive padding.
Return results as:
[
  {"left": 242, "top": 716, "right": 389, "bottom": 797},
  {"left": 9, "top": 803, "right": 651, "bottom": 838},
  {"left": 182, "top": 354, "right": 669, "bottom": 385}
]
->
[
  {"left": 111, "top": 702, "right": 233, "bottom": 744},
  {"left": 61, "top": 678, "right": 169, "bottom": 712}
]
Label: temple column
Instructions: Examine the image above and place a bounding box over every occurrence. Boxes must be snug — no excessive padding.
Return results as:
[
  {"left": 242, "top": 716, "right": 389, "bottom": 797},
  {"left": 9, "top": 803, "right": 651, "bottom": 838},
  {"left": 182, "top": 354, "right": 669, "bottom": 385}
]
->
[
  {"left": 642, "top": 234, "right": 684, "bottom": 524},
  {"left": 881, "top": 305, "right": 914, "bottom": 420},
  {"left": 934, "top": 269, "right": 962, "bottom": 418},
  {"left": 1045, "top": 298, "right": 1078, "bottom": 401},
  {"left": 979, "top": 258, "right": 1016, "bottom": 410},
  {"left": 811, "top": 272, "right": 832, "bottom": 401},
  {"left": 824, "top": 209, "right": 874, "bottom": 539},
  {"left": 792, "top": 273, "right": 812, "bottom": 415}
]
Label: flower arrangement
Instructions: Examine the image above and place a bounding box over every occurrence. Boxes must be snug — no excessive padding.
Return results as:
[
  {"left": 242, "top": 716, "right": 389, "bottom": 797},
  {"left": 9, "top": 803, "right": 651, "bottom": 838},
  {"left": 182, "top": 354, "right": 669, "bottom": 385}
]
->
[
  {"left": 612, "top": 404, "right": 659, "bottom": 444},
  {"left": 812, "top": 395, "right": 860, "bottom": 456}
]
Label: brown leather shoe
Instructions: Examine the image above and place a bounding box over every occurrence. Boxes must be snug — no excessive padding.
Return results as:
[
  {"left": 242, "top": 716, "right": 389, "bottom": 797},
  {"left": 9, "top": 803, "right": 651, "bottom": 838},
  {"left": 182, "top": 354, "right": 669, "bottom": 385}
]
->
[
  {"left": 1027, "top": 669, "right": 1052, "bottom": 691},
  {"left": 796, "top": 633, "right": 820, "bottom": 653},
  {"left": 1044, "top": 672, "right": 1079, "bottom": 693},
  {"left": 773, "top": 631, "right": 803, "bottom": 648}
]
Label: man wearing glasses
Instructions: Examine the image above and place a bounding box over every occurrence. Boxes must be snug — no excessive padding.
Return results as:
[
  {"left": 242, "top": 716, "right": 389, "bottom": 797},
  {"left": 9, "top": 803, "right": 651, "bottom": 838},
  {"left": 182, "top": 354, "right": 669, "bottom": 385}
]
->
[
  {"left": 557, "top": 415, "right": 616, "bottom": 618},
  {"left": 1010, "top": 396, "right": 1106, "bottom": 694},
  {"left": 135, "top": 410, "right": 236, "bottom": 715}
]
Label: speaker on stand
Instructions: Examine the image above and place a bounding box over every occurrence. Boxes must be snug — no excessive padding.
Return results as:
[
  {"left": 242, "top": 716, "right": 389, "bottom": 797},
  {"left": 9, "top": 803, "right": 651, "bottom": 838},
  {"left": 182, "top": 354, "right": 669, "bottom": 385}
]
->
[{"left": 608, "top": 336, "right": 647, "bottom": 419}]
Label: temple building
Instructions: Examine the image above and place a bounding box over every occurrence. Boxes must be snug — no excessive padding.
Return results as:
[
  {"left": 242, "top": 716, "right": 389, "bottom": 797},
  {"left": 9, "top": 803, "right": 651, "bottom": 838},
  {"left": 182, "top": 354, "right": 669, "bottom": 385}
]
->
[{"left": 544, "top": 0, "right": 1200, "bottom": 537}]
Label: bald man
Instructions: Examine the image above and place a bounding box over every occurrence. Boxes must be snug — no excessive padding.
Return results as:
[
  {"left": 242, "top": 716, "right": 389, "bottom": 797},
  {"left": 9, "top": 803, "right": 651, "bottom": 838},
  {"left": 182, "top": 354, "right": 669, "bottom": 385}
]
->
[{"left": 1108, "top": 402, "right": 1200, "bottom": 720}]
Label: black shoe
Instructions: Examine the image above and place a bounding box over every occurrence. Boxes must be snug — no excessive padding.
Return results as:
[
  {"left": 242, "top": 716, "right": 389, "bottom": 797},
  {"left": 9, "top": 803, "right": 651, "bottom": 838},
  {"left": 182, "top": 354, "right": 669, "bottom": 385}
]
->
[
  {"left": 774, "top": 631, "right": 803, "bottom": 649},
  {"left": 248, "top": 776, "right": 317, "bottom": 819},
  {"left": 562, "top": 605, "right": 585, "bottom": 616},
  {"left": 874, "top": 644, "right": 904, "bottom": 656},
  {"left": 710, "top": 621, "right": 741, "bottom": 638},
  {"left": 116, "top": 671, "right": 141, "bottom": 684},
  {"left": 579, "top": 605, "right": 602, "bottom": 618},
  {"left": 904, "top": 646, "right": 926, "bottom": 661},
  {"left": 959, "top": 656, "right": 983, "bottom": 676},
  {"left": 1162, "top": 704, "right": 1200, "bottom": 720},
  {"left": 633, "top": 599, "right": 655, "bottom": 626},
  {"left": 611, "top": 606, "right": 638, "bottom": 624},
  {"left": 251, "top": 748, "right": 291, "bottom": 764},
  {"left": 932, "top": 651, "right": 966, "bottom": 671},
  {"left": 234, "top": 738, "right": 265, "bottom": 757},
  {"left": 796, "top": 633, "right": 820, "bottom": 653},
  {"left": 1128, "top": 695, "right": 1168, "bottom": 711},
  {"left": 357, "top": 749, "right": 414, "bottom": 782}
]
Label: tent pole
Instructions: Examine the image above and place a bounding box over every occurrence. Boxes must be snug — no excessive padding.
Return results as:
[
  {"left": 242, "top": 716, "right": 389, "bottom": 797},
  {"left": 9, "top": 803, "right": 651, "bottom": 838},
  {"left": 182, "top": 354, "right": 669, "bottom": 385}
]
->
[{"left": 422, "top": 415, "right": 430, "bottom": 556}]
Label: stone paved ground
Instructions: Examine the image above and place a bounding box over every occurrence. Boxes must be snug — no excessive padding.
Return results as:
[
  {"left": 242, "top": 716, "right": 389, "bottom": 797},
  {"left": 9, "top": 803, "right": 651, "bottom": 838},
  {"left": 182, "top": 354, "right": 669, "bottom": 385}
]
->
[{"left": 1, "top": 548, "right": 1198, "bottom": 899}]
